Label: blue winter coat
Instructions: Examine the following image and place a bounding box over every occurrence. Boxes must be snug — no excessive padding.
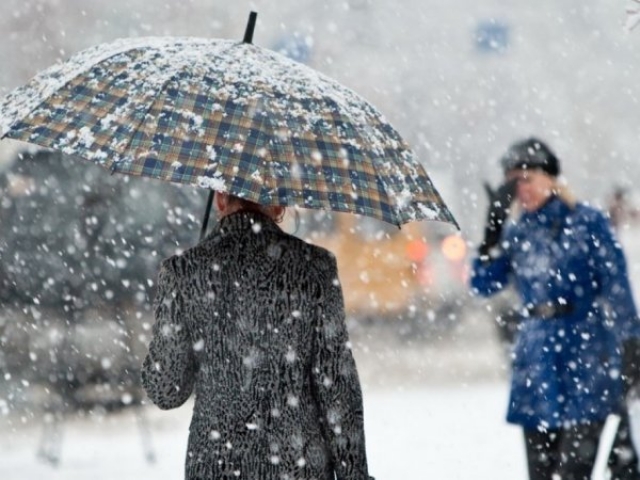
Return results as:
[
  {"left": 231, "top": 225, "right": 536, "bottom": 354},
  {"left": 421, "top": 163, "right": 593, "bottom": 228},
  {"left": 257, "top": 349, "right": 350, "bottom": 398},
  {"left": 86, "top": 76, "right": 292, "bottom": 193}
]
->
[{"left": 471, "top": 196, "right": 640, "bottom": 429}]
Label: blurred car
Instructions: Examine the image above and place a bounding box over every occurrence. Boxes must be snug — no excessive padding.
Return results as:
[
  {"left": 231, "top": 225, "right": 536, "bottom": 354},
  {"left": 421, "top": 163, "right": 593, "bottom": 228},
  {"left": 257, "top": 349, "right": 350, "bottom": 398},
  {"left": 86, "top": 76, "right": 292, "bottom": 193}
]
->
[{"left": 284, "top": 209, "right": 469, "bottom": 338}]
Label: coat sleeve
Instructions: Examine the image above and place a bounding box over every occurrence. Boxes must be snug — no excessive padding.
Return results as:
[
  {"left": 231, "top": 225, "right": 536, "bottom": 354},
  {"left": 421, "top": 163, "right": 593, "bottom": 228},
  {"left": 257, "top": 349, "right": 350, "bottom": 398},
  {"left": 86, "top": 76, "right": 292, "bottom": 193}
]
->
[
  {"left": 589, "top": 211, "right": 640, "bottom": 341},
  {"left": 141, "top": 258, "right": 196, "bottom": 409},
  {"left": 311, "top": 253, "right": 373, "bottom": 480},
  {"left": 469, "top": 254, "right": 512, "bottom": 297}
]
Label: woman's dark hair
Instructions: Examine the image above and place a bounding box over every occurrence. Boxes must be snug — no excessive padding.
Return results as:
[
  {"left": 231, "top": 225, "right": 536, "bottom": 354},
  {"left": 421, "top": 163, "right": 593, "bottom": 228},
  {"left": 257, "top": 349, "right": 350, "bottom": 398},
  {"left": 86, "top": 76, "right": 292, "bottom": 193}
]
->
[{"left": 226, "top": 194, "right": 285, "bottom": 222}]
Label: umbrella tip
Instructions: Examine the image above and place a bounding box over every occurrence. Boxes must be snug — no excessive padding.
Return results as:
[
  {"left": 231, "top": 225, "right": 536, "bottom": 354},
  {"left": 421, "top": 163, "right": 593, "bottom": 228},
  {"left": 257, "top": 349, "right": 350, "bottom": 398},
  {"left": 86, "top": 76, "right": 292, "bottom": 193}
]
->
[{"left": 243, "top": 11, "right": 258, "bottom": 44}]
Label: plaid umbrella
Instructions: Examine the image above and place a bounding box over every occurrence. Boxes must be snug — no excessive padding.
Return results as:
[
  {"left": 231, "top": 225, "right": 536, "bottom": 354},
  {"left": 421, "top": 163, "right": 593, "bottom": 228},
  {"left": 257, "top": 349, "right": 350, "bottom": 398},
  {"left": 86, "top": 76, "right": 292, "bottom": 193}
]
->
[{"left": 0, "top": 13, "right": 457, "bottom": 234}]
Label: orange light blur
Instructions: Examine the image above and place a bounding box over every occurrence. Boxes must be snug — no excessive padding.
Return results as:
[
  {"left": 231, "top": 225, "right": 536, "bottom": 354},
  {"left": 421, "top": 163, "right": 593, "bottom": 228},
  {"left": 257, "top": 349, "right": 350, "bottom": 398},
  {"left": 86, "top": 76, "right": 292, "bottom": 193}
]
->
[
  {"left": 405, "top": 239, "right": 429, "bottom": 262},
  {"left": 441, "top": 235, "right": 467, "bottom": 262}
]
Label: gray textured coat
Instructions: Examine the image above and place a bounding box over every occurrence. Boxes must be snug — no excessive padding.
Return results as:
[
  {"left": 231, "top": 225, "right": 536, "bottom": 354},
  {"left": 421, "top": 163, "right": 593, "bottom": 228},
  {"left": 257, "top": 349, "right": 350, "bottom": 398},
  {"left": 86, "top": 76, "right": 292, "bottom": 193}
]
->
[{"left": 141, "top": 210, "right": 372, "bottom": 480}]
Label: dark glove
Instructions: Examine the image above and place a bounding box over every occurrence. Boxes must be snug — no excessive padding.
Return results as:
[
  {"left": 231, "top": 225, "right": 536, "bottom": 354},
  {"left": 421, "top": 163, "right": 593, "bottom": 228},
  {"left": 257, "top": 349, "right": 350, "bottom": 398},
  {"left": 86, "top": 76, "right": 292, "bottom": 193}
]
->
[
  {"left": 478, "top": 179, "right": 517, "bottom": 257},
  {"left": 622, "top": 338, "right": 640, "bottom": 397}
]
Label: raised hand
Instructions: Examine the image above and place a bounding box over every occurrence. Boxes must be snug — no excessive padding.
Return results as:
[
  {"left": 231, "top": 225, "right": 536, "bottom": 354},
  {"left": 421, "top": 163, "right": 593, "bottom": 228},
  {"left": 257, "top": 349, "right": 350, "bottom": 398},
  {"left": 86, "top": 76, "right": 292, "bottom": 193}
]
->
[{"left": 478, "top": 179, "right": 517, "bottom": 257}]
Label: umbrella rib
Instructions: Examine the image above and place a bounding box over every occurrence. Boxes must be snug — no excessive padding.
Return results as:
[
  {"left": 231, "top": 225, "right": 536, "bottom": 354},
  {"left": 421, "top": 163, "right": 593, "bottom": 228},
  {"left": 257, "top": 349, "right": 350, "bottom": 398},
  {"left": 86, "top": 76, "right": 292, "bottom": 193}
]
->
[
  {"left": 314, "top": 96, "right": 444, "bottom": 226},
  {"left": 257, "top": 98, "right": 290, "bottom": 205},
  {"left": 109, "top": 65, "right": 194, "bottom": 175},
  {"left": 1, "top": 44, "right": 161, "bottom": 137},
  {"left": 324, "top": 93, "right": 403, "bottom": 225}
]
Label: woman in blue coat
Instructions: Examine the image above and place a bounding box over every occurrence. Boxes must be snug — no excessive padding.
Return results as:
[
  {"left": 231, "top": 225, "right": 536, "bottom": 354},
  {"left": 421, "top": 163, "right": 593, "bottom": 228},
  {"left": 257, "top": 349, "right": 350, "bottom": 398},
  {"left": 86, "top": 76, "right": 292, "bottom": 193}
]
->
[{"left": 471, "top": 138, "right": 640, "bottom": 480}]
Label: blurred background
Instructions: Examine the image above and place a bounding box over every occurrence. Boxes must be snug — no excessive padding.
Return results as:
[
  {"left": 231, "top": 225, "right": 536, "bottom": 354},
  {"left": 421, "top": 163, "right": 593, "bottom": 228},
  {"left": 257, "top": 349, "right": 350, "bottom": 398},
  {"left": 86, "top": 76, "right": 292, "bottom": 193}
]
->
[{"left": 1, "top": 0, "right": 640, "bottom": 478}]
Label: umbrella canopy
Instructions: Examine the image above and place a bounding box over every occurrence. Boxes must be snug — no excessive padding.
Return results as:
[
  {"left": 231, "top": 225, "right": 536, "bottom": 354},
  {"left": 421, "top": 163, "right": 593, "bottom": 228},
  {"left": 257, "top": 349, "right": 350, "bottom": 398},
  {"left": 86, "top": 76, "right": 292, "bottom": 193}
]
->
[{"left": 0, "top": 21, "right": 457, "bottom": 229}]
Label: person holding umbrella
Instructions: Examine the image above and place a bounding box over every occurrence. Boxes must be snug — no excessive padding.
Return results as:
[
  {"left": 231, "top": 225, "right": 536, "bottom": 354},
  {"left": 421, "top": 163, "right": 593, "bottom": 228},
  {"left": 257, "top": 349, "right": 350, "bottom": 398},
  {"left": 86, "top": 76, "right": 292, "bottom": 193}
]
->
[
  {"left": 470, "top": 137, "right": 640, "bottom": 480},
  {"left": 0, "top": 13, "right": 457, "bottom": 479},
  {"left": 141, "top": 191, "right": 374, "bottom": 480}
]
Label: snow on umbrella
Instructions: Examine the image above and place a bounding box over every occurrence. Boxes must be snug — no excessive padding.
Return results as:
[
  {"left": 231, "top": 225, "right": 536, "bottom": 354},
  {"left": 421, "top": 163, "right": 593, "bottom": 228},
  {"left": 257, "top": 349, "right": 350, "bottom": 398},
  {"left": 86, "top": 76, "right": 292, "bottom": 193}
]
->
[{"left": 0, "top": 12, "right": 458, "bottom": 236}]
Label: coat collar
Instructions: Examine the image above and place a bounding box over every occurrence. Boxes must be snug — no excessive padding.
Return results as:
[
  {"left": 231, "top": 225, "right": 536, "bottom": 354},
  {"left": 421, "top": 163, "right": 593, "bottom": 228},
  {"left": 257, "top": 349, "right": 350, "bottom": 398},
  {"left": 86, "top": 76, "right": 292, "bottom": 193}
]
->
[
  {"left": 520, "top": 195, "right": 570, "bottom": 226},
  {"left": 215, "top": 209, "right": 282, "bottom": 237}
]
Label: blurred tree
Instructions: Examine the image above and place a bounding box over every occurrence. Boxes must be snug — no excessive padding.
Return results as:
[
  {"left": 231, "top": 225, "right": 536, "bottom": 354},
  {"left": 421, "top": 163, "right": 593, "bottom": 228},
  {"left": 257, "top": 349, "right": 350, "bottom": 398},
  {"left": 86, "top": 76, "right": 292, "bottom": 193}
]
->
[{"left": 0, "top": 149, "right": 207, "bottom": 398}]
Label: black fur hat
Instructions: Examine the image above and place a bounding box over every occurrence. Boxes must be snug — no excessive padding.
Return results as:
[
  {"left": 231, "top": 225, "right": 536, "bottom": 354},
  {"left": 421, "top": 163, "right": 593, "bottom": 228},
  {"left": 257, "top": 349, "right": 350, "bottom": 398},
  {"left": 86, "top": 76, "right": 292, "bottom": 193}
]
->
[{"left": 500, "top": 137, "right": 560, "bottom": 177}]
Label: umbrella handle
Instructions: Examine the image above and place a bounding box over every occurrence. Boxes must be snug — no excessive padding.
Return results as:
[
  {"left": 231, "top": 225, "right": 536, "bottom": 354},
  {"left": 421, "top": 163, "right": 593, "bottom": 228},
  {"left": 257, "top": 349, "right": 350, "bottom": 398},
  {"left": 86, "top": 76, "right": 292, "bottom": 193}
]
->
[
  {"left": 243, "top": 12, "right": 257, "bottom": 44},
  {"left": 200, "top": 190, "right": 215, "bottom": 241}
]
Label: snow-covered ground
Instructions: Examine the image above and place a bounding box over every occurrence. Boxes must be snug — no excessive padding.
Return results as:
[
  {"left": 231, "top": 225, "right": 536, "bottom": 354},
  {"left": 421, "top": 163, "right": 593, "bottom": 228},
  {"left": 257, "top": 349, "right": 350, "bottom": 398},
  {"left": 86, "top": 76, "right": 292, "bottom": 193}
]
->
[
  {"left": 0, "top": 314, "right": 529, "bottom": 480},
  {"left": 0, "top": 382, "right": 525, "bottom": 480}
]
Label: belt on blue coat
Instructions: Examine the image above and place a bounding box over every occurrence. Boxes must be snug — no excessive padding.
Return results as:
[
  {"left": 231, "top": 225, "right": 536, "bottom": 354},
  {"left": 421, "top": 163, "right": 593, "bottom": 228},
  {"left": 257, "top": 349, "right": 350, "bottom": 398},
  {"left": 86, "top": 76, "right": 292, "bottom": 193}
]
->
[{"left": 525, "top": 302, "right": 573, "bottom": 320}]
